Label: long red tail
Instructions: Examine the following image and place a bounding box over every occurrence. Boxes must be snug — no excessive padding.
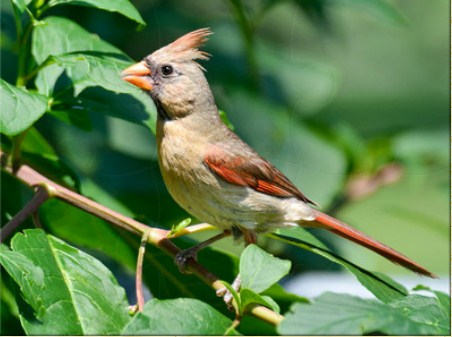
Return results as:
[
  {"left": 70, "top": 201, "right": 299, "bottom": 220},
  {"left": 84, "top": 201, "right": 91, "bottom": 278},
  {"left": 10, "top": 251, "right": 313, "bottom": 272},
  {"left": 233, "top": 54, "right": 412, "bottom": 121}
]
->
[{"left": 310, "top": 210, "right": 436, "bottom": 278}]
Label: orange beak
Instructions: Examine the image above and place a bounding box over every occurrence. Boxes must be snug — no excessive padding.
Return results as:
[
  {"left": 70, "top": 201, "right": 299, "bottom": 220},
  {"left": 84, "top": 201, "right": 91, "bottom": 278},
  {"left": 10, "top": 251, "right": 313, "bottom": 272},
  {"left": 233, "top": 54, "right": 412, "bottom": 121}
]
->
[{"left": 121, "top": 61, "right": 153, "bottom": 90}]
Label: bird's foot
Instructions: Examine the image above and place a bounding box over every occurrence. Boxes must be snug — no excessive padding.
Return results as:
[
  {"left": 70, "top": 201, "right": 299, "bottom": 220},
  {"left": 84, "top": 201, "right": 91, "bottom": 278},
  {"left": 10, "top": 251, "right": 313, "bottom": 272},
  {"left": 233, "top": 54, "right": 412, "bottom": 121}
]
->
[
  {"left": 174, "top": 247, "right": 198, "bottom": 273},
  {"left": 216, "top": 288, "right": 235, "bottom": 309},
  {"left": 216, "top": 274, "right": 241, "bottom": 310}
]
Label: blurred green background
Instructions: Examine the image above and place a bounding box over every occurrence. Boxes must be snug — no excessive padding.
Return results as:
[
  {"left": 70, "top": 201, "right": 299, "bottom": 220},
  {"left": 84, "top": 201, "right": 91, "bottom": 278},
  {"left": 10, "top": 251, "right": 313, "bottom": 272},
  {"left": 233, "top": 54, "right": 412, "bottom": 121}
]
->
[{"left": 1, "top": 0, "right": 449, "bottom": 279}]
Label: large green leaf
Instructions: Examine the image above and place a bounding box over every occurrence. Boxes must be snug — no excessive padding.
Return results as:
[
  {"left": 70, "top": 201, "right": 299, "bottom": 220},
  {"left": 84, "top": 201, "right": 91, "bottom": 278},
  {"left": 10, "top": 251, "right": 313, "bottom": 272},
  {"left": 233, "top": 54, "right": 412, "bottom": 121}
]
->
[
  {"left": 122, "top": 298, "right": 237, "bottom": 335},
  {"left": 48, "top": 53, "right": 133, "bottom": 95},
  {"left": 0, "top": 229, "right": 130, "bottom": 335},
  {"left": 40, "top": 198, "right": 137, "bottom": 269},
  {"left": 35, "top": 53, "right": 156, "bottom": 131},
  {"left": 240, "top": 244, "right": 291, "bottom": 293},
  {"left": 32, "top": 16, "right": 125, "bottom": 65},
  {"left": 390, "top": 294, "right": 450, "bottom": 334},
  {"left": 270, "top": 227, "right": 408, "bottom": 303},
  {"left": 278, "top": 292, "right": 447, "bottom": 335},
  {"left": 0, "top": 79, "right": 47, "bottom": 136},
  {"left": 45, "top": 0, "right": 145, "bottom": 26}
]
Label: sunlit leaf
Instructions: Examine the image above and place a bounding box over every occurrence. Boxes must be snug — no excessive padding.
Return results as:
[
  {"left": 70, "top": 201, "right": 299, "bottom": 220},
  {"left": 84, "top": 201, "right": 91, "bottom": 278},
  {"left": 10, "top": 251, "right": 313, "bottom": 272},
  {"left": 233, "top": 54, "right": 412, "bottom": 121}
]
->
[
  {"left": 389, "top": 294, "right": 450, "bottom": 335},
  {"left": 0, "top": 229, "right": 130, "bottom": 335},
  {"left": 0, "top": 79, "right": 47, "bottom": 136},
  {"left": 122, "top": 298, "right": 238, "bottom": 335},
  {"left": 45, "top": 0, "right": 145, "bottom": 26},
  {"left": 240, "top": 244, "right": 291, "bottom": 293},
  {"left": 50, "top": 53, "right": 132, "bottom": 95},
  {"left": 40, "top": 198, "right": 137, "bottom": 269},
  {"left": 279, "top": 292, "right": 445, "bottom": 335},
  {"left": 35, "top": 54, "right": 156, "bottom": 131},
  {"left": 32, "top": 16, "right": 125, "bottom": 65}
]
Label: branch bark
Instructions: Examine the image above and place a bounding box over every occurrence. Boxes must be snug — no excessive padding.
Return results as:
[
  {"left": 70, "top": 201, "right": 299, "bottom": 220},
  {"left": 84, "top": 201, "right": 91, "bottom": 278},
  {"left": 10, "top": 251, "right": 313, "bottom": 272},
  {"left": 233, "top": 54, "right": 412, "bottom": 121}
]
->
[{"left": 0, "top": 150, "right": 284, "bottom": 326}]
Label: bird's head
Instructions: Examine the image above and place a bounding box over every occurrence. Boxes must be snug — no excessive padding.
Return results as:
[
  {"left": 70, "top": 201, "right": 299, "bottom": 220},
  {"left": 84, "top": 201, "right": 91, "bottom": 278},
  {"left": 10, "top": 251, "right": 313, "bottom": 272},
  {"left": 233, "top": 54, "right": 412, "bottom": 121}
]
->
[{"left": 121, "top": 28, "right": 214, "bottom": 119}]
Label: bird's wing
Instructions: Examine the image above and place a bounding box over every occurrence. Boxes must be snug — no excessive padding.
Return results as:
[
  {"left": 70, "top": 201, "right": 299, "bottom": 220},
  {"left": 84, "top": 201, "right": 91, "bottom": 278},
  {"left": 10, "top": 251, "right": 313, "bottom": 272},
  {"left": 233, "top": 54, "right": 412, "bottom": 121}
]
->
[{"left": 204, "top": 144, "right": 316, "bottom": 205}]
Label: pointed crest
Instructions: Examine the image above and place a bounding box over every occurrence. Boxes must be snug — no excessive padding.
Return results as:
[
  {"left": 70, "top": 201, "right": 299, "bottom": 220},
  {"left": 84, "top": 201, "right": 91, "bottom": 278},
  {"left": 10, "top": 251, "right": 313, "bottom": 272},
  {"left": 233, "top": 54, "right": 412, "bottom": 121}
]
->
[{"left": 153, "top": 28, "right": 212, "bottom": 65}]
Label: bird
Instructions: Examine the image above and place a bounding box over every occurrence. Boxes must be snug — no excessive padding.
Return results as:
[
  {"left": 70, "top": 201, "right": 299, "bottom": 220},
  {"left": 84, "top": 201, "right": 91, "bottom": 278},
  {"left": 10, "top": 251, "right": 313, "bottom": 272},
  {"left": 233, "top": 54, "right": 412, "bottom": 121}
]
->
[{"left": 121, "top": 28, "right": 435, "bottom": 280}]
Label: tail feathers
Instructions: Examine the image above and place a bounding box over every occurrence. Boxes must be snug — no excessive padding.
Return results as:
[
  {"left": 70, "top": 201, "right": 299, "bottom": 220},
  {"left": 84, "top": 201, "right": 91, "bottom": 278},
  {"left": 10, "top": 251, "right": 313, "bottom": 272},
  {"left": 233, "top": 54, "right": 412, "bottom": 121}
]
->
[{"left": 311, "top": 210, "right": 437, "bottom": 278}]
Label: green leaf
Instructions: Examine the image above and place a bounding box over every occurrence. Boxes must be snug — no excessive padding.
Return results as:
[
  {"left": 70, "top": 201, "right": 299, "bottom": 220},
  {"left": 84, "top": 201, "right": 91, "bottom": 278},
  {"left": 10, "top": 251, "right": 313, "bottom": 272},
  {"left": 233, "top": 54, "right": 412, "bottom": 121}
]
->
[
  {"left": 40, "top": 197, "right": 136, "bottom": 270},
  {"left": 0, "top": 79, "right": 47, "bottom": 136},
  {"left": 35, "top": 54, "right": 156, "bottom": 131},
  {"left": 433, "top": 291, "right": 451, "bottom": 322},
  {"left": 49, "top": 53, "right": 133, "bottom": 95},
  {"left": 0, "top": 229, "right": 130, "bottom": 335},
  {"left": 279, "top": 292, "right": 442, "bottom": 335},
  {"left": 32, "top": 16, "right": 125, "bottom": 65},
  {"left": 34, "top": 63, "right": 66, "bottom": 96},
  {"left": 271, "top": 227, "right": 408, "bottom": 303},
  {"left": 411, "top": 286, "right": 451, "bottom": 333},
  {"left": 240, "top": 244, "right": 291, "bottom": 293},
  {"left": 389, "top": 294, "right": 450, "bottom": 335},
  {"left": 169, "top": 217, "right": 192, "bottom": 236},
  {"left": 122, "top": 298, "right": 237, "bottom": 335},
  {"left": 46, "top": 0, "right": 145, "bottom": 26},
  {"left": 240, "top": 288, "right": 280, "bottom": 313}
]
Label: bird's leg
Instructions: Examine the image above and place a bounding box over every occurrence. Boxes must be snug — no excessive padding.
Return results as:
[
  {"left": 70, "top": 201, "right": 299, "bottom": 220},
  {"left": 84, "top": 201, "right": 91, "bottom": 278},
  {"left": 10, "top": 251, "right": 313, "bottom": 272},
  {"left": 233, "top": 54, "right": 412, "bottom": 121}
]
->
[{"left": 175, "top": 230, "right": 231, "bottom": 273}]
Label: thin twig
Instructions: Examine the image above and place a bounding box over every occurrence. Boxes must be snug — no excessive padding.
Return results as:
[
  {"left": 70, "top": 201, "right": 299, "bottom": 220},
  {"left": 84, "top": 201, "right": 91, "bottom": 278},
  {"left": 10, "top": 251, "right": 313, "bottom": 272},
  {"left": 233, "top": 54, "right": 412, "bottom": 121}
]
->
[
  {"left": 0, "top": 150, "right": 284, "bottom": 326},
  {"left": 0, "top": 185, "right": 50, "bottom": 242},
  {"left": 136, "top": 230, "right": 151, "bottom": 312}
]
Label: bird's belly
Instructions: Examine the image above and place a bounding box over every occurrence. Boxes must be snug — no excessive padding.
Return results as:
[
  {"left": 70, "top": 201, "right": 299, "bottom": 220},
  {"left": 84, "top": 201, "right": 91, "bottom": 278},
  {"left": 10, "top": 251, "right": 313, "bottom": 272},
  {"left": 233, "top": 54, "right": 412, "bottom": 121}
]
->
[
  {"left": 162, "top": 163, "right": 315, "bottom": 232},
  {"left": 157, "top": 120, "right": 315, "bottom": 231}
]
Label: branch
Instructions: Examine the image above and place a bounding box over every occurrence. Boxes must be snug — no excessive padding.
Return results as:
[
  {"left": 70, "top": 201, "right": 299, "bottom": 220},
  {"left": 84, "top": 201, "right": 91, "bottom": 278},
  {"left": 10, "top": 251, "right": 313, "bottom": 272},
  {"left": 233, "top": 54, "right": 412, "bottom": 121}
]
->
[
  {"left": 0, "top": 150, "right": 283, "bottom": 327},
  {"left": 0, "top": 184, "right": 49, "bottom": 241}
]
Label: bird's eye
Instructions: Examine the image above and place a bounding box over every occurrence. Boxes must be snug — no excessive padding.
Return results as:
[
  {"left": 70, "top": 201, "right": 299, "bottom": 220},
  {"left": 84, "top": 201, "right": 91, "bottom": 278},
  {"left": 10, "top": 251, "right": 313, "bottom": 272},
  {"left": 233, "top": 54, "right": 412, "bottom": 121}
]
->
[{"left": 160, "top": 65, "right": 174, "bottom": 76}]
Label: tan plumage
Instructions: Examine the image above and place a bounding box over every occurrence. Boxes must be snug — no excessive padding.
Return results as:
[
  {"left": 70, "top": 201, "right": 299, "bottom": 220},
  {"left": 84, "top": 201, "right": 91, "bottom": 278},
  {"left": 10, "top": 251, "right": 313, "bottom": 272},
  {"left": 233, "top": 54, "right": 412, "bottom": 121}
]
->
[{"left": 121, "top": 28, "right": 435, "bottom": 278}]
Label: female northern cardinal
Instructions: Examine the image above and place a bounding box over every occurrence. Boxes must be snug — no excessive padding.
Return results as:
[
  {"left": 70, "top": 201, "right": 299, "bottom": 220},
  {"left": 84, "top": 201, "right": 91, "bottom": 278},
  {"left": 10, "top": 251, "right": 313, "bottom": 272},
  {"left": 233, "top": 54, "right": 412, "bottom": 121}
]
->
[{"left": 121, "top": 28, "right": 434, "bottom": 278}]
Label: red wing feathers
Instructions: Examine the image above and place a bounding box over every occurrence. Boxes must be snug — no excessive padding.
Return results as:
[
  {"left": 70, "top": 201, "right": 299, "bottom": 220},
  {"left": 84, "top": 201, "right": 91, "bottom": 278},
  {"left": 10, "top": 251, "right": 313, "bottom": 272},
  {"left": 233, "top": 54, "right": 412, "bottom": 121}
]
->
[{"left": 204, "top": 145, "right": 316, "bottom": 204}]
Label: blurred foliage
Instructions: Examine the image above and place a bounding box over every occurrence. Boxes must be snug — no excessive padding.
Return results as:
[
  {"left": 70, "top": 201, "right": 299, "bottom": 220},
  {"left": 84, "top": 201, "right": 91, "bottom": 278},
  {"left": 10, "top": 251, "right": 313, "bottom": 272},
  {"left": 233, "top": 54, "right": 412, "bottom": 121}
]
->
[{"left": 0, "top": 0, "right": 449, "bottom": 335}]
